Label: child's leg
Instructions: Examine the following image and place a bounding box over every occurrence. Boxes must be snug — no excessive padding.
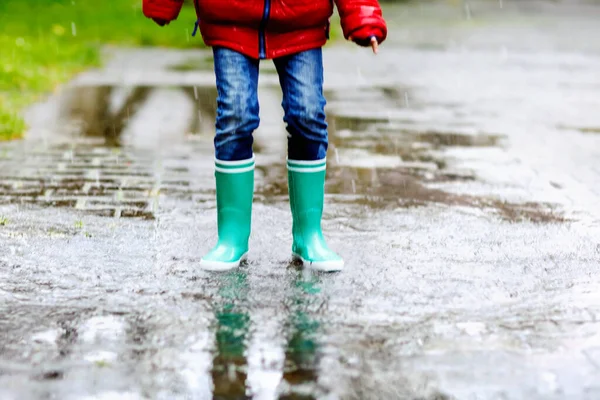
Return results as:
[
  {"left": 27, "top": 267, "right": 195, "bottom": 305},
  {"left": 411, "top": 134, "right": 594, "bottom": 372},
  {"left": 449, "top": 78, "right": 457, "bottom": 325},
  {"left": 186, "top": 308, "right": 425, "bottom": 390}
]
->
[
  {"left": 273, "top": 48, "right": 344, "bottom": 272},
  {"left": 213, "top": 47, "right": 260, "bottom": 161},
  {"left": 200, "top": 47, "right": 260, "bottom": 271},
  {"left": 273, "top": 48, "right": 328, "bottom": 161}
]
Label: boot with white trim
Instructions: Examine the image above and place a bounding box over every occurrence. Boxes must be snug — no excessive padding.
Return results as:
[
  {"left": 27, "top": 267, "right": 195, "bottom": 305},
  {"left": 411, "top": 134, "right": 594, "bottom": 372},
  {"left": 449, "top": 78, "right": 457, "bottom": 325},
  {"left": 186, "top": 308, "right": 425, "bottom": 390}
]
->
[
  {"left": 200, "top": 157, "right": 255, "bottom": 271},
  {"left": 287, "top": 158, "right": 344, "bottom": 272}
]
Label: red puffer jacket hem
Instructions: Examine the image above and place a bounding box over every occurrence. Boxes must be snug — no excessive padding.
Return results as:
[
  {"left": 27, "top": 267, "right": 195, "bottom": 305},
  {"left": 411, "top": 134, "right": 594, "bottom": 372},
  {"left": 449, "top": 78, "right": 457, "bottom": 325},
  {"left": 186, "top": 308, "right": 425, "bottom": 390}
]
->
[
  {"left": 199, "top": 22, "right": 329, "bottom": 60},
  {"left": 143, "top": 0, "right": 387, "bottom": 59}
]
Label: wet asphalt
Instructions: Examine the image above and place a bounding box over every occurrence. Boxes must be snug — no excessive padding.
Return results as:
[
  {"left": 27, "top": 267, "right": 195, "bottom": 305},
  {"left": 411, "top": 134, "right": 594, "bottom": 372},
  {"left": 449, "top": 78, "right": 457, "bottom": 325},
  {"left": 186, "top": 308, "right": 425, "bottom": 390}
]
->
[{"left": 1, "top": 1, "right": 600, "bottom": 399}]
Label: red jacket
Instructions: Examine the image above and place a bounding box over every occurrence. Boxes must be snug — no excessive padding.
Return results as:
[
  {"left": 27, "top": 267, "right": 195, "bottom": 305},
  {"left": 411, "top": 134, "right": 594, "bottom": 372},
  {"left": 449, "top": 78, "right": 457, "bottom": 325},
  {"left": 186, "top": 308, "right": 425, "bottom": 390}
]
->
[{"left": 143, "top": 0, "right": 387, "bottom": 59}]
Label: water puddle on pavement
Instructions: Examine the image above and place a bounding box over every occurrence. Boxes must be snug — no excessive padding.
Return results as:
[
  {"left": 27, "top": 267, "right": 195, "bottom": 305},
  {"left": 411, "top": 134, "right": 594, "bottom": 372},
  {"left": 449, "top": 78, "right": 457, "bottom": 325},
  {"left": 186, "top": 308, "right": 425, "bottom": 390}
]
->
[
  {"left": 169, "top": 55, "right": 279, "bottom": 76},
  {"left": 205, "top": 266, "right": 326, "bottom": 399},
  {"left": 558, "top": 124, "right": 600, "bottom": 135},
  {"left": 0, "top": 75, "right": 570, "bottom": 398},
  {"left": 211, "top": 271, "right": 251, "bottom": 399},
  {"left": 279, "top": 265, "right": 324, "bottom": 400},
  {"left": 257, "top": 104, "right": 566, "bottom": 223},
  {"left": 0, "top": 79, "right": 568, "bottom": 223},
  {"left": 168, "top": 55, "right": 215, "bottom": 72},
  {"left": 0, "top": 84, "right": 221, "bottom": 220}
]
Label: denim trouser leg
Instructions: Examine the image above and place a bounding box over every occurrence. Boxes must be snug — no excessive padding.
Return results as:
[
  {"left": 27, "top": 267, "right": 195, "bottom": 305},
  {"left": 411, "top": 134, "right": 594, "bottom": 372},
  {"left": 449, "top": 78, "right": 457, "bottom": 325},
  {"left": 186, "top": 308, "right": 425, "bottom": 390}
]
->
[
  {"left": 274, "top": 48, "right": 328, "bottom": 161},
  {"left": 213, "top": 47, "right": 260, "bottom": 161}
]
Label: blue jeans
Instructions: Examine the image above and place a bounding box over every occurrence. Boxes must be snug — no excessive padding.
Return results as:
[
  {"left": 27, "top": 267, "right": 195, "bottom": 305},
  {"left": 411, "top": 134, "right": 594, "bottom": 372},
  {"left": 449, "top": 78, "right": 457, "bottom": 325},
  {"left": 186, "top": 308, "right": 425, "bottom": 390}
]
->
[{"left": 212, "top": 47, "right": 328, "bottom": 161}]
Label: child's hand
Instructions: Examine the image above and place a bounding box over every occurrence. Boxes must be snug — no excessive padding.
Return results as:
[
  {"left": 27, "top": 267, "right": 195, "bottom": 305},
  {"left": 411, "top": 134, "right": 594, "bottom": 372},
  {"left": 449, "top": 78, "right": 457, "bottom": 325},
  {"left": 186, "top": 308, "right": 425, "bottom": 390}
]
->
[
  {"left": 350, "top": 35, "right": 380, "bottom": 55},
  {"left": 370, "top": 37, "right": 379, "bottom": 55}
]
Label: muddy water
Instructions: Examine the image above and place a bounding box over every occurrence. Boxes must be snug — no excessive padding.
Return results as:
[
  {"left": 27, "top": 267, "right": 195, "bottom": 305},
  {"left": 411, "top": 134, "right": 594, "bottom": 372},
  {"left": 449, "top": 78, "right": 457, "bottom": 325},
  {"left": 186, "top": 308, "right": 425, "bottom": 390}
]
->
[{"left": 2, "top": 1, "right": 600, "bottom": 399}]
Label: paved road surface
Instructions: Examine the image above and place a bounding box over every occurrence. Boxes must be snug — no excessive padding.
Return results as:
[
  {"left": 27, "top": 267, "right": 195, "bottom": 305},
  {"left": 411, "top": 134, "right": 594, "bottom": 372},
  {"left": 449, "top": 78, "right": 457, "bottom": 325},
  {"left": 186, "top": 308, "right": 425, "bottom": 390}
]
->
[{"left": 1, "top": 1, "right": 600, "bottom": 399}]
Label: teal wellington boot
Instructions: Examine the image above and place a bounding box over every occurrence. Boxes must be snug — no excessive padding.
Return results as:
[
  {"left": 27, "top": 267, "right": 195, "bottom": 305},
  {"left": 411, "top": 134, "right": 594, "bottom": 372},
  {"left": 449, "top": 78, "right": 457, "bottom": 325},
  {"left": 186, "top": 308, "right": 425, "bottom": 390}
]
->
[
  {"left": 287, "top": 158, "right": 344, "bottom": 272},
  {"left": 200, "top": 157, "right": 255, "bottom": 271}
]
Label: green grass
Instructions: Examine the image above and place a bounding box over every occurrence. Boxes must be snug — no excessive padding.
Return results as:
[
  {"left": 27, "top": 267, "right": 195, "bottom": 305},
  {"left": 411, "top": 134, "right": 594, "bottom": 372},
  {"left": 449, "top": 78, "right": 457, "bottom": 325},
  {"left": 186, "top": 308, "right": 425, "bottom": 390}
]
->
[{"left": 0, "top": 0, "right": 200, "bottom": 140}]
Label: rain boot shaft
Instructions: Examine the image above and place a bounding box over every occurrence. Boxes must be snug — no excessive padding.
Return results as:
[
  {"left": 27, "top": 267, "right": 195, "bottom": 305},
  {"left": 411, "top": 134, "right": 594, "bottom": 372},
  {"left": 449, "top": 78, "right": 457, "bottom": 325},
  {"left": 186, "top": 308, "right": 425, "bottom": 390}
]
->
[
  {"left": 200, "top": 157, "right": 255, "bottom": 271},
  {"left": 287, "top": 158, "right": 344, "bottom": 272}
]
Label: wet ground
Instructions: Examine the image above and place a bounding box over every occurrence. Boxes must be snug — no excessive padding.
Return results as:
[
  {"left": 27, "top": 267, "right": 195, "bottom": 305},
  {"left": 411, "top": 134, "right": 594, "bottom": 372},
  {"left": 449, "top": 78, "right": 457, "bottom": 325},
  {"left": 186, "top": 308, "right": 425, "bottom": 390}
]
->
[{"left": 2, "top": 1, "right": 600, "bottom": 399}]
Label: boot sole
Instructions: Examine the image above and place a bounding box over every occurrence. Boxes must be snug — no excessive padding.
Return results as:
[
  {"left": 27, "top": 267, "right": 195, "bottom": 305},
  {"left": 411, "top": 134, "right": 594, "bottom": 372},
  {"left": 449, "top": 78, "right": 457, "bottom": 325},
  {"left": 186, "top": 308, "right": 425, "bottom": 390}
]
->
[
  {"left": 200, "top": 252, "right": 248, "bottom": 272},
  {"left": 293, "top": 253, "right": 344, "bottom": 272}
]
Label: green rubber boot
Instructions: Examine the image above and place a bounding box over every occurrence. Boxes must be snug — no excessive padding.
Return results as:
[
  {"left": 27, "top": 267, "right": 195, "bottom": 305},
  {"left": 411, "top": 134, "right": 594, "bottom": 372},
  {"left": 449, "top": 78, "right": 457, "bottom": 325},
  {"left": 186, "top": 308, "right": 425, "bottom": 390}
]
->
[
  {"left": 200, "top": 157, "right": 255, "bottom": 271},
  {"left": 287, "top": 158, "right": 344, "bottom": 272}
]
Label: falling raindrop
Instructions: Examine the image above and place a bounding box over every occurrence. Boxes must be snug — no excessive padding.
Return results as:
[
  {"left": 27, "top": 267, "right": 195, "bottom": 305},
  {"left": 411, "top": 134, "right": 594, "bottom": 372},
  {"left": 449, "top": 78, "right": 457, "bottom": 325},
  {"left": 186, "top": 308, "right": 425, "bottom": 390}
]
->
[
  {"left": 351, "top": 179, "right": 356, "bottom": 194},
  {"left": 404, "top": 92, "right": 410, "bottom": 108},
  {"left": 193, "top": 86, "right": 198, "bottom": 100},
  {"left": 370, "top": 168, "right": 378, "bottom": 186},
  {"left": 464, "top": 2, "right": 472, "bottom": 20},
  {"left": 71, "top": 22, "right": 77, "bottom": 36},
  {"left": 334, "top": 148, "right": 340, "bottom": 164},
  {"left": 499, "top": 0, "right": 503, "bottom": 8}
]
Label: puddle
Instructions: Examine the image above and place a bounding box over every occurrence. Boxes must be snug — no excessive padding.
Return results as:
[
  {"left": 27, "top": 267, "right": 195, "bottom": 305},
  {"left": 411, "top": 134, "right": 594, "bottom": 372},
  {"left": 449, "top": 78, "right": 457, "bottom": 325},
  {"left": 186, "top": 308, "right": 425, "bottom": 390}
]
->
[
  {"left": 0, "top": 84, "right": 222, "bottom": 220},
  {"left": 279, "top": 266, "right": 324, "bottom": 400},
  {"left": 329, "top": 167, "right": 566, "bottom": 222},
  {"left": 401, "top": 130, "right": 503, "bottom": 147},
  {"left": 330, "top": 115, "right": 391, "bottom": 132},
  {"left": 255, "top": 161, "right": 564, "bottom": 224},
  {"left": 210, "top": 271, "right": 250, "bottom": 399},
  {"left": 168, "top": 56, "right": 215, "bottom": 72},
  {"left": 312, "top": 105, "right": 565, "bottom": 223},
  {"left": 2, "top": 5, "right": 600, "bottom": 398},
  {"left": 61, "top": 86, "right": 151, "bottom": 146},
  {"left": 254, "top": 107, "right": 564, "bottom": 224},
  {"left": 0, "top": 78, "right": 564, "bottom": 225},
  {"left": 59, "top": 83, "right": 219, "bottom": 146},
  {"left": 559, "top": 125, "right": 600, "bottom": 135},
  {"left": 169, "top": 55, "right": 278, "bottom": 76},
  {"left": 578, "top": 127, "right": 600, "bottom": 134}
]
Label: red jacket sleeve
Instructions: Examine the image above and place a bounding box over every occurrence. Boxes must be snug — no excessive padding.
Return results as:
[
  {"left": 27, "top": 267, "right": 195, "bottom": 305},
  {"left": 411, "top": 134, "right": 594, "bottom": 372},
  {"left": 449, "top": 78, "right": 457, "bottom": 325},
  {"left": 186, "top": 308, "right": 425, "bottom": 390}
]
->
[
  {"left": 142, "top": 0, "right": 184, "bottom": 22},
  {"left": 334, "top": 0, "right": 387, "bottom": 44}
]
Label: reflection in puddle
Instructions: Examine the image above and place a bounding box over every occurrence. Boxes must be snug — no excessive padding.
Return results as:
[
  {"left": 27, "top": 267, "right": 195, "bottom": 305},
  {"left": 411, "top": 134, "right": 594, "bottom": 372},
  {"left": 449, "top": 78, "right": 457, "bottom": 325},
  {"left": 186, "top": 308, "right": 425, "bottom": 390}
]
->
[
  {"left": 61, "top": 86, "right": 150, "bottom": 146},
  {"left": 202, "top": 267, "right": 326, "bottom": 399},
  {"left": 60, "top": 84, "right": 217, "bottom": 146},
  {"left": 169, "top": 56, "right": 279, "bottom": 76},
  {"left": 168, "top": 56, "right": 215, "bottom": 72},
  {"left": 558, "top": 125, "right": 600, "bottom": 135},
  {"left": 279, "top": 266, "right": 324, "bottom": 400},
  {"left": 321, "top": 105, "right": 565, "bottom": 223},
  {"left": 0, "top": 84, "right": 220, "bottom": 219},
  {"left": 330, "top": 115, "right": 390, "bottom": 132},
  {"left": 211, "top": 271, "right": 250, "bottom": 399},
  {"left": 256, "top": 162, "right": 565, "bottom": 223},
  {"left": 0, "top": 79, "right": 568, "bottom": 225},
  {"left": 327, "top": 167, "right": 566, "bottom": 222}
]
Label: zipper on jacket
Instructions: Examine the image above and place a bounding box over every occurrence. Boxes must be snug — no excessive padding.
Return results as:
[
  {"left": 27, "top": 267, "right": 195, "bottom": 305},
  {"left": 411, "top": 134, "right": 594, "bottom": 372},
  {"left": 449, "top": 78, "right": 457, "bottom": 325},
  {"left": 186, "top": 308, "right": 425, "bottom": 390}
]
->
[
  {"left": 258, "top": 0, "right": 271, "bottom": 59},
  {"left": 191, "top": 0, "right": 200, "bottom": 37}
]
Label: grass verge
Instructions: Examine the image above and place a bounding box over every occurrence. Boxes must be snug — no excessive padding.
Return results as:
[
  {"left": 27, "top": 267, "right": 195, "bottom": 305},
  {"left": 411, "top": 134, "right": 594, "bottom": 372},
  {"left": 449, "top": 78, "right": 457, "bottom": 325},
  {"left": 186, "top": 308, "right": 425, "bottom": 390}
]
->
[{"left": 0, "top": 0, "right": 199, "bottom": 140}]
